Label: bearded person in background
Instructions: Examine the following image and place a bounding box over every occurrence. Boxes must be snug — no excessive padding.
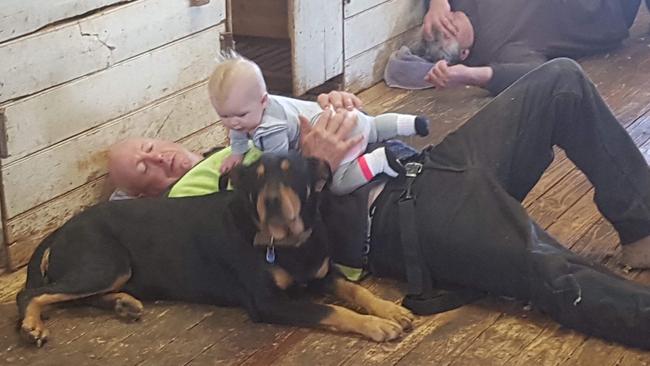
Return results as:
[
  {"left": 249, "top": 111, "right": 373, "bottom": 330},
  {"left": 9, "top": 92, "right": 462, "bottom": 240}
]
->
[{"left": 410, "top": 0, "right": 645, "bottom": 94}]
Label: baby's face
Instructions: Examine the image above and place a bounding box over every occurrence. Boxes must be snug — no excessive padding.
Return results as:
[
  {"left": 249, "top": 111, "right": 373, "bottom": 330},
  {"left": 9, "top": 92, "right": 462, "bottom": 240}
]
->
[{"left": 214, "top": 75, "right": 267, "bottom": 134}]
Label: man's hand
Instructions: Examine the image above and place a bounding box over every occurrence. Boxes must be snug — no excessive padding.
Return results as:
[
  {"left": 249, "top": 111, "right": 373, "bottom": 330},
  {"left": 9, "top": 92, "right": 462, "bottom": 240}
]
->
[
  {"left": 299, "top": 109, "right": 363, "bottom": 170},
  {"left": 422, "top": 0, "right": 458, "bottom": 40},
  {"left": 316, "top": 90, "right": 363, "bottom": 111},
  {"left": 425, "top": 61, "right": 494, "bottom": 89}
]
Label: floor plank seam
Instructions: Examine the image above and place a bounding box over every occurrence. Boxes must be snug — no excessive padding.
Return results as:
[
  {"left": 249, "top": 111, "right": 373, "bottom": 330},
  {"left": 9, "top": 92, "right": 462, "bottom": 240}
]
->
[{"left": 445, "top": 311, "right": 506, "bottom": 366}]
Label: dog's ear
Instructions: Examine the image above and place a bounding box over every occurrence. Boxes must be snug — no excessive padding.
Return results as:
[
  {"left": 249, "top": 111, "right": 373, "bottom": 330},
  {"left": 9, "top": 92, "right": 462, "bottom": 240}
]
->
[
  {"left": 306, "top": 158, "right": 331, "bottom": 192},
  {"left": 229, "top": 161, "right": 257, "bottom": 194}
]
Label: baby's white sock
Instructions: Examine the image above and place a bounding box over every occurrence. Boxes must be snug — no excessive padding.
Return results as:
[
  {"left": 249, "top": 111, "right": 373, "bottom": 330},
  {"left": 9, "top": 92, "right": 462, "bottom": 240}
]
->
[
  {"left": 396, "top": 114, "right": 417, "bottom": 136},
  {"left": 358, "top": 147, "right": 399, "bottom": 179}
]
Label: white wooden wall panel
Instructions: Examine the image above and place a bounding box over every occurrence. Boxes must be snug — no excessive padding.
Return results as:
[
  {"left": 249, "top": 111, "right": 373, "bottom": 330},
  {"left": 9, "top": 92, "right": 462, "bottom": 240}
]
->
[
  {"left": 344, "top": 28, "right": 421, "bottom": 92},
  {"left": 2, "top": 25, "right": 223, "bottom": 163},
  {"left": 6, "top": 123, "right": 227, "bottom": 269},
  {"left": 290, "top": 0, "right": 343, "bottom": 95},
  {"left": 344, "top": 0, "right": 390, "bottom": 19},
  {"left": 2, "top": 81, "right": 226, "bottom": 218},
  {"left": 0, "top": 0, "right": 127, "bottom": 43},
  {"left": 344, "top": 0, "right": 424, "bottom": 59},
  {"left": 0, "top": 0, "right": 225, "bottom": 103}
]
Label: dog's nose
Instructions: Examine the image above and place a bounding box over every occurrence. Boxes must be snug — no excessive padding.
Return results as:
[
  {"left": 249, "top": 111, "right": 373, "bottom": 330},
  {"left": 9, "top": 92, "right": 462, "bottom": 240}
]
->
[{"left": 265, "top": 195, "right": 282, "bottom": 214}]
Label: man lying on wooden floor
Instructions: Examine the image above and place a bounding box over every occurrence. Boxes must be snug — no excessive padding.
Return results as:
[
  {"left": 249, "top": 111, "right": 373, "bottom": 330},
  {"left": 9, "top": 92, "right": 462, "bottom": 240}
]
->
[
  {"left": 106, "top": 59, "right": 650, "bottom": 349},
  {"left": 396, "top": 0, "right": 647, "bottom": 94}
]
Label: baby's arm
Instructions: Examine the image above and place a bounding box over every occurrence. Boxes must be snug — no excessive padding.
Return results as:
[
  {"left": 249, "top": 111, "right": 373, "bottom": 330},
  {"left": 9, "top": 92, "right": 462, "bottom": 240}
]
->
[
  {"left": 220, "top": 153, "right": 244, "bottom": 174},
  {"left": 222, "top": 129, "right": 250, "bottom": 174}
]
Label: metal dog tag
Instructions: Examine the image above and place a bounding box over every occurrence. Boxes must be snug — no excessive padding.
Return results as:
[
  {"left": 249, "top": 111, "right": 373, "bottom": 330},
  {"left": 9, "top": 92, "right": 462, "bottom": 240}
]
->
[{"left": 266, "top": 246, "right": 276, "bottom": 264}]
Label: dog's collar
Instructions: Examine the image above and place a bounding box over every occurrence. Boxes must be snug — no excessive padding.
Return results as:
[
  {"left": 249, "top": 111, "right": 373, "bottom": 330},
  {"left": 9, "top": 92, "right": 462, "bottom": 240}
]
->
[
  {"left": 253, "top": 229, "right": 313, "bottom": 264},
  {"left": 253, "top": 229, "right": 312, "bottom": 248}
]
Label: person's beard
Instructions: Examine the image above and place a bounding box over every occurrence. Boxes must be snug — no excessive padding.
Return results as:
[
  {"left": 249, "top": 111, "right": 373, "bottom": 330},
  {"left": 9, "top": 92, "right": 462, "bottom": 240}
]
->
[{"left": 415, "top": 31, "right": 462, "bottom": 65}]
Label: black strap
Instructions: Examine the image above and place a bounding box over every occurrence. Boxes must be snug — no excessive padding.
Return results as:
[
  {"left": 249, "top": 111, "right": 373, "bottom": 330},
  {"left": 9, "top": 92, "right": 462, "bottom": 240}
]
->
[
  {"left": 218, "top": 173, "right": 230, "bottom": 191},
  {"left": 402, "top": 287, "right": 485, "bottom": 315},
  {"left": 398, "top": 162, "right": 484, "bottom": 315}
]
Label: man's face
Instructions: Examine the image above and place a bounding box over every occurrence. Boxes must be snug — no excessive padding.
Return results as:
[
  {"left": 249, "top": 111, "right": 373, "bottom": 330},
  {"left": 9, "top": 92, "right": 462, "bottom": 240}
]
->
[
  {"left": 108, "top": 138, "right": 203, "bottom": 197},
  {"left": 420, "top": 11, "right": 474, "bottom": 64},
  {"left": 452, "top": 11, "right": 474, "bottom": 51},
  {"left": 213, "top": 76, "right": 267, "bottom": 135}
]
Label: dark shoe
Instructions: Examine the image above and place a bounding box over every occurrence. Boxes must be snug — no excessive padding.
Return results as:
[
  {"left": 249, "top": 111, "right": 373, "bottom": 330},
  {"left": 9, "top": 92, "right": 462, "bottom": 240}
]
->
[
  {"left": 415, "top": 116, "right": 430, "bottom": 137},
  {"left": 384, "top": 145, "right": 405, "bottom": 176},
  {"left": 384, "top": 139, "right": 419, "bottom": 161}
]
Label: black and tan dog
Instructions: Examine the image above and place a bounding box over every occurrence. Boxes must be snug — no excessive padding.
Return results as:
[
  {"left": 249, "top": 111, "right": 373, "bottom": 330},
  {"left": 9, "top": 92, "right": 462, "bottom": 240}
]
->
[{"left": 17, "top": 152, "right": 413, "bottom": 347}]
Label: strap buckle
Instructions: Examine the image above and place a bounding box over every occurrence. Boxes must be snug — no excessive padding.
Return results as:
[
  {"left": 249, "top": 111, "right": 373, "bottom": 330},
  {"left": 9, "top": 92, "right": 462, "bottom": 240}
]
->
[
  {"left": 401, "top": 162, "right": 423, "bottom": 201},
  {"left": 404, "top": 162, "right": 423, "bottom": 178}
]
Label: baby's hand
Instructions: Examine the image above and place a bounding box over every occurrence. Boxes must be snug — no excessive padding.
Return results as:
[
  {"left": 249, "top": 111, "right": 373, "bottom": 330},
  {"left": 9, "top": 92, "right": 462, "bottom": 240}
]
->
[{"left": 220, "top": 153, "right": 244, "bottom": 174}]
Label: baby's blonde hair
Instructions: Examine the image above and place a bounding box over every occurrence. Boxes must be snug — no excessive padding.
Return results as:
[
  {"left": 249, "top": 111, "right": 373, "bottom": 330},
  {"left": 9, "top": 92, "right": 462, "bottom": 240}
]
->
[{"left": 208, "top": 50, "right": 266, "bottom": 107}]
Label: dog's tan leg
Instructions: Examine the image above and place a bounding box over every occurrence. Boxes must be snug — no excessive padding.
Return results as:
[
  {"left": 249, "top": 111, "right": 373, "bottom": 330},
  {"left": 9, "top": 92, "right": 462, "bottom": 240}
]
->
[
  {"left": 319, "top": 304, "right": 404, "bottom": 342},
  {"left": 21, "top": 293, "right": 83, "bottom": 347},
  {"left": 330, "top": 277, "right": 415, "bottom": 331},
  {"left": 18, "top": 272, "right": 132, "bottom": 347},
  {"left": 86, "top": 292, "right": 144, "bottom": 320}
]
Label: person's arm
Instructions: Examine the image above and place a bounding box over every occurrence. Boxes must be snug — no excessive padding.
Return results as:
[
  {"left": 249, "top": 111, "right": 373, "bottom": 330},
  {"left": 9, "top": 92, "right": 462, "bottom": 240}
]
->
[
  {"left": 425, "top": 60, "right": 493, "bottom": 89},
  {"left": 230, "top": 129, "right": 251, "bottom": 155},
  {"left": 425, "top": 47, "right": 548, "bottom": 95},
  {"left": 480, "top": 45, "right": 547, "bottom": 95},
  {"left": 485, "top": 61, "right": 546, "bottom": 95},
  {"left": 299, "top": 108, "right": 363, "bottom": 171}
]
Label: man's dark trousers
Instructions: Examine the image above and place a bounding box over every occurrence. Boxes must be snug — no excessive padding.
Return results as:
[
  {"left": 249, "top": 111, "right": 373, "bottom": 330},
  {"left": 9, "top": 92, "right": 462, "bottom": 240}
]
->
[{"left": 374, "top": 58, "right": 650, "bottom": 349}]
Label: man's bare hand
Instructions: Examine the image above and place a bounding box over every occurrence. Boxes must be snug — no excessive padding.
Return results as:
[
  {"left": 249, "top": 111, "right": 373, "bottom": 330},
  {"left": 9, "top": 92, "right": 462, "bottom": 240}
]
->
[
  {"left": 425, "top": 61, "right": 493, "bottom": 89},
  {"left": 316, "top": 91, "right": 363, "bottom": 111},
  {"left": 422, "top": 0, "right": 458, "bottom": 41},
  {"left": 425, "top": 60, "right": 468, "bottom": 88},
  {"left": 299, "top": 109, "right": 363, "bottom": 170}
]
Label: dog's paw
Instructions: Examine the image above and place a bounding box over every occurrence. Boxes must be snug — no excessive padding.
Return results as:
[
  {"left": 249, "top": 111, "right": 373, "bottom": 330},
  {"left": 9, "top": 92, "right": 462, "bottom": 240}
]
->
[
  {"left": 358, "top": 315, "right": 403, "bottom": 342},
  {"left": 369, "top": 300, "right": 415, "bottom": 332},
  {"left": 20, "top": 316, "right": 49, "bottom": 347},
  {"left": 115, "top": 297, "right": 144, "bottom": 321}
]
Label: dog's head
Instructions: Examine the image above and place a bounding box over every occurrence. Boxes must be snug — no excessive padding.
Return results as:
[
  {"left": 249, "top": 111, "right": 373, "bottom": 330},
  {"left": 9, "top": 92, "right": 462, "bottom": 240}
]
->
[{"left": 231, "top": 151, "right": 331, "bottom": 248}]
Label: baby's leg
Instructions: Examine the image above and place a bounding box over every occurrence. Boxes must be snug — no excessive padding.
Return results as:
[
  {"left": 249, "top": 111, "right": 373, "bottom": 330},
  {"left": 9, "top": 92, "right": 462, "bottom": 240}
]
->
[
  {"left": 363, "top": 112, "right": 430, "bottom": 143},
  {"left": 330, "top": 148, "right": 402, "bottom": 195}
]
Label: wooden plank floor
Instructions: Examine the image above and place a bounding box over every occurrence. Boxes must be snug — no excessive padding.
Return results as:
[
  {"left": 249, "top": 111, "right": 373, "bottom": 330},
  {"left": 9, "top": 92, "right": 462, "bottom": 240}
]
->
[{"left": 1, "top": 8, "right": 650, "bottom": 366}]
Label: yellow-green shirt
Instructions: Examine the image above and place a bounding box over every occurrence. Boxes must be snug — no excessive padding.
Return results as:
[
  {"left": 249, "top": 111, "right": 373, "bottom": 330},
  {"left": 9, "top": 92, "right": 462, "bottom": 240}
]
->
[{"left": 167, "top": 146, "right": 263, "bottom": 198}]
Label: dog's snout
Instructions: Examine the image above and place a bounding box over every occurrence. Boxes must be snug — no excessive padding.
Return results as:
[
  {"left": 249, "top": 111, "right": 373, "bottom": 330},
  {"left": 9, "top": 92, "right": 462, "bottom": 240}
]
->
[{"left": 265, "top": 194, "right": 282, "bottom": 214}]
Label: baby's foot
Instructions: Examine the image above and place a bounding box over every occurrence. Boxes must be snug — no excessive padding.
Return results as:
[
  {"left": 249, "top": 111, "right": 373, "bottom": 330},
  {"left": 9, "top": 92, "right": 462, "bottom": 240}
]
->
[
  {"left": 415, "top": 116, "right": 430, "bottom": 137},
  {"left": 384, "top": 147, "right": 405, "bottom": 176}
]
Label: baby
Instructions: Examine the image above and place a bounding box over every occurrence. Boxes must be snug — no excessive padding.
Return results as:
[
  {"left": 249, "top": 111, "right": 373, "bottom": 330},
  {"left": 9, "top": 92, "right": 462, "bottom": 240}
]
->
[{"left": 208, "top": 52, "right": 429, "bottom": 195}]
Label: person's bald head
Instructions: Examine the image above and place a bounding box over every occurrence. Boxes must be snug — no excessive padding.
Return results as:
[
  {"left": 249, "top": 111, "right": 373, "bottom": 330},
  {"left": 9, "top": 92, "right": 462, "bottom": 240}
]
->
[
  {"left": 419, "top": 11, "right": 474, "bottom": 64},
  {"left": 108, "top": 137, "right": 203, "bottom": 197}
]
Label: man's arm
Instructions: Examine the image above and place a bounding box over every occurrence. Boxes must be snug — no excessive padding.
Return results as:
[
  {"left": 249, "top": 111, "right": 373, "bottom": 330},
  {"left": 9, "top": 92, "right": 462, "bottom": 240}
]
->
[
  {"left": 425, "top": 49, "right": 547, "bottom": 95},
  {"left": 425, "top": 60, "right": 493, "bottom": 89},
  {"left": 485, "top": 61, "right": 546, "bottom": 95}
]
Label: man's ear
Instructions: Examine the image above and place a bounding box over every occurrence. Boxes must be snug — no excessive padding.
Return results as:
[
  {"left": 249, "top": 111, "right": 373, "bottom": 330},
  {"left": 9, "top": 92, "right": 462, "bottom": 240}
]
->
[
  {"left": 307, "top": 157, "right": 331, "bottom": 192},
  {"left": 460, "top": 48, "right": 470, "bottom": 61}
]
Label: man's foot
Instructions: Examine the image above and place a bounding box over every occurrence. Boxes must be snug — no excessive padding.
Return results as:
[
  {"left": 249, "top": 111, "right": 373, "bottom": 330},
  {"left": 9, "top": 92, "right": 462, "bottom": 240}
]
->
[
  {"left": 620, "top": 236, "right": 650, "bottom": 269},
  {"left": 415, "top": 116, "right": 430, "bottom": 137}
]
